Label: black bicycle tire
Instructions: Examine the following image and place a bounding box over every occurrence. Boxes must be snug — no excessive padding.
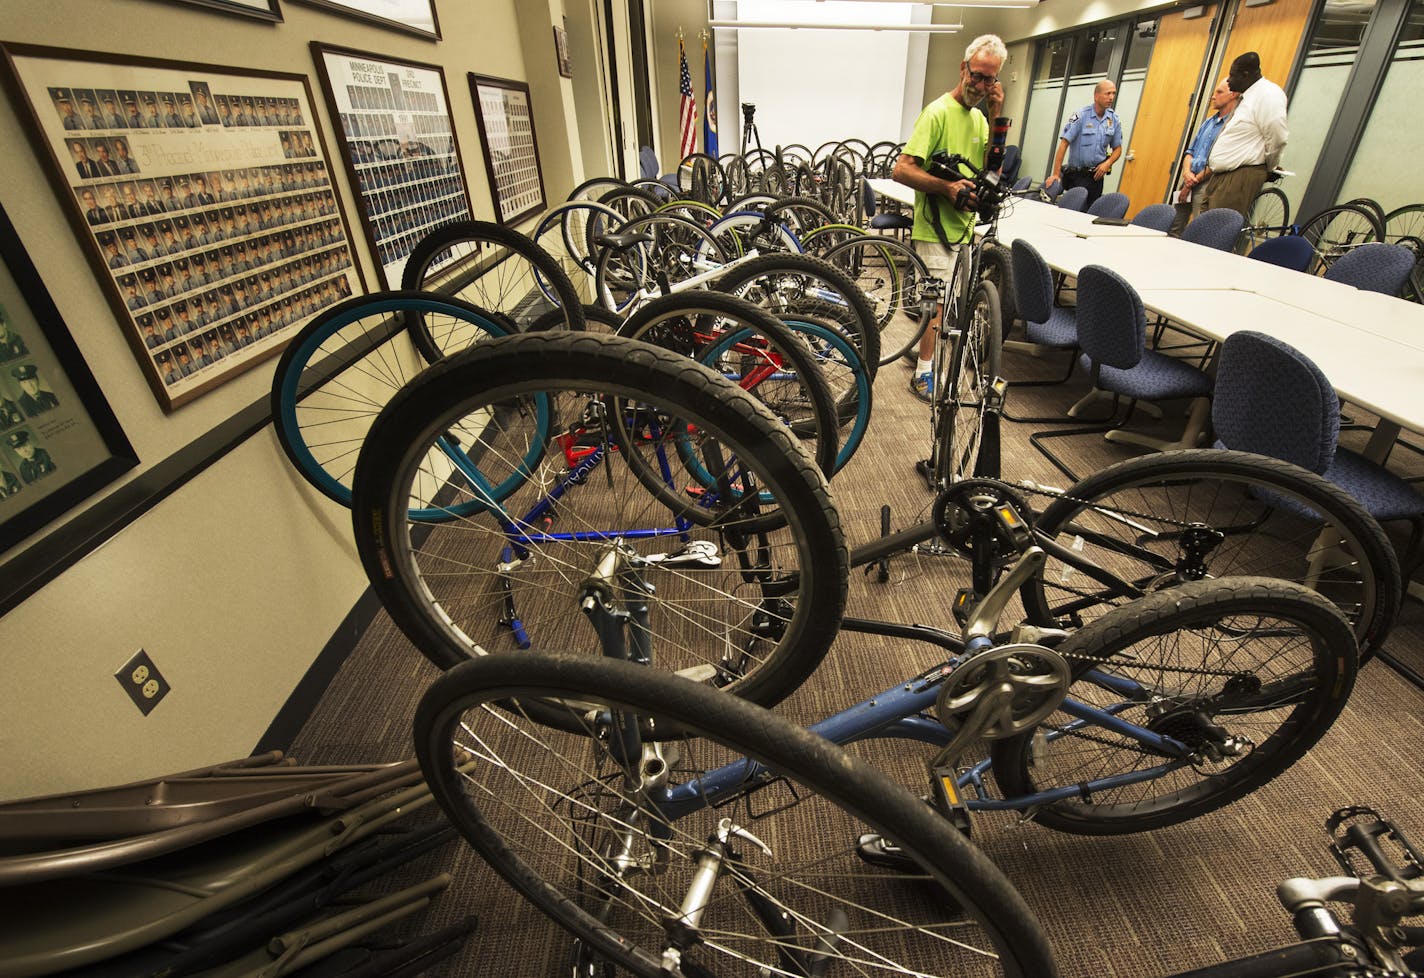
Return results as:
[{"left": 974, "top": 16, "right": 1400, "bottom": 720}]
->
[
  {"left": 820, "top": 233, "right": 934, "bottom": 367},
  {"left": 1020, "top": 449, "right": 1401, "bottom": 657},
  {"left": 415, "top": 651, "right": 1060, "bottom": 977},
  {"left": 400, "top": 220, "right": 586, "bottom": 357},
  {"left": 933, "top": 280, "right": 1002, "bottom": 486},
  {"left": 979, "top": 240, "right": 1016, "bottom": 330},
  {"left": 591, "top": 212, "right": 728, "bottom": 312},
  {"left": 615, "top": 291, "right": 840, "bottom": 480},
  {"left": 992, "top": 577, "right": 1357, "bottom": 835},
  {"left": 1297, "top": 203, "right": 1384, "bottom": 275},
  {"left": 351, "top": 331, "right": 849, "bottom": 711},
  {"left": 711, "top": 252, "right": 882, "bottom": 377},
  {"left": 764, "top": 196, "right": 838, "bottom": 237}
]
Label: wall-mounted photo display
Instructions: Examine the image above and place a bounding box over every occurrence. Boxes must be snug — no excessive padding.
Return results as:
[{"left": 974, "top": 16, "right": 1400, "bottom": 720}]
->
[
  {"left": 162, "top": 0, "right": 283, "bottom": 22},
  {"left": 0, "top": 44, "right": 366, "bottom": 411},
  {"left": 469, "top": 74, "right": 546, "bottom": 227},
  {"left": 0, "top": 203, "right": 136, "bottom": 553},
  {"left": 292, "top": 0, "right": 439, "bottom": 39},
  {"left": 311, "top": 43, "right": 473, "bottom": 288}
]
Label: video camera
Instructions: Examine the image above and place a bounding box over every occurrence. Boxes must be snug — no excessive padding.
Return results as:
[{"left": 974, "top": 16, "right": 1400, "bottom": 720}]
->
[{"left": 925, "top": 116, "right": 1012, "bottom": 224}]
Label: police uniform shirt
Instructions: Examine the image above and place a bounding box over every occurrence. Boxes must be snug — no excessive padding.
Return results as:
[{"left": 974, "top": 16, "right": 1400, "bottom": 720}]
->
[
  {"left": 1059, "top": 105, "right": 1122, "bottom": 170},
  {"left": 21, "top": 448, "right": 56, "bottom": 482},
  {"left": 0, "top": 332, "right": 28, "bottom": 362},
  {"left": 0, "top": 468, "right": 20, "bottom": 497},
  {"left": 20, "top": 388, "right": 60, "bottom": 417},
  {"left": 0, "top": 398, "right": 23, "bottom": 427}
]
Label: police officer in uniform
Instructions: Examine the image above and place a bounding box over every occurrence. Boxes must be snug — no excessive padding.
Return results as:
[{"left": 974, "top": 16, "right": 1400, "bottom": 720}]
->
[
  {"left": 1050, "top": 79, "right": 1123, "bottom": 209},
  {"left": 0, "top": 390, "right": 23, "bottom": 428},
  {"left": 0, "top": 465, "right": 20, "bottom": 498},
  {"left": 14, "top": 364, "right": 60, "bottom": 417},
  {"left": 9, "top": 430, "right": 56, "bottom": 483},
  {"left": 0, "top": 314, "right": 29, "bottom": 362}
]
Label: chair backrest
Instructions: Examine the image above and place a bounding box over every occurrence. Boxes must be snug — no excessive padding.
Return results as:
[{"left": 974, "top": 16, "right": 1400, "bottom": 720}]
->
[
  {"left": 1087, "top": 192, "right": 1130, "bottom": 220},
  {"left": 1042, "top": 177, "right": 1063, "bottom": 201},
  {"left": 861, "top": 178, "right": 877, "bottom": 219},
  {"left": 1181, "top": 208, "right": 1244, "bottom": 250},
  {"left": 1323, "top": 241, "right": 1417, "bottom": 295},
  {"left": 1001, "top": 144, "right": 1022, "bottom": 183},
  {"left": 638, "top": 145, "right": 659, "bottom": 182},
  {"left": 1011, "top": 175, "right": 1032, "bottom": 192},
  {"left": 1129, "top": 203, "right": 1176, "bottom": 232},
  {"left": 1074, "top": 264, "right": 1145, "bottom": 370},
  {"left": 1248, "top": 234, "right": 1315, "bottom": 272},
  {"left": 1010, "top": 238, "right": 1054, "bottom": 324},
  {"left": 1058, "top": 186, "right": 1089, "bottom": 212},
  {"left": 1212, "top": 330, "right": 1338, "bottom": 474}
]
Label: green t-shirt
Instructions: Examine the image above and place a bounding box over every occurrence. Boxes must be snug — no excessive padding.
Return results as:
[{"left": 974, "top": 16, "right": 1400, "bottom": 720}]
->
[{"left": 901, "top": 93, "right": 989, "bottom": 244}]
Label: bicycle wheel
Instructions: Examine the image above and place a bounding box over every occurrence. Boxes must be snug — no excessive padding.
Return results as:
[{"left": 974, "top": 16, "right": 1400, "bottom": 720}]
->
[
  {"left": 615, "top": 291, "right": 839, "bottom": 479},
  {"left": 1020, "top": 449, "right": 1401, "bottom": 655},
  {"left": 931, "top": 280, "right": 1002, "bottom": 486},
  {"left": 797, "top": 222, "right": 864, "bottom": 257},
  {"left": 704, "top": 211, "right": 803, "bottom": 257},
  {"left": 764, "top": 196, "right": 838, "bottom": 240},
  {"left": 592, "top": 213, "right": 727, "bottom": 313},
  {"left": 992, "top": 577, "right": 1357, "bottom": 835},
  {"left": 1238, "top": 187, "right": 1291, "bottom": 253},
  {"left": 416, "top": 652, "right": 1060, "bottom": 978},
  {"left": 712, "top": 252, "right": 882, "bottom": 378},
  {"left": 1384, "top": 202, "right": 1424, "bottom": 244},
  {"left": 1297, "top": 203, "right": 1383, "bottom": 275},
  {"left": 567, "top": 176, "right": 631, "bottom": 203},
  {"left": 530, "top": 201, "right": 626, "bottom": 307},
  {"left": 675, "top": 152, "right": 726, "bottom": 205},
  {"left": 401, "top": 220, "right": 586, "bottom": 350},
  {"left": 821, "top": 233, "right": 934, "bottom": 367},
  {"left": 978, "top": 240, "right": 1016, "bottom": 329},
  {"left": 270, "top": 291, "right": 510, "bottom": 508},
  {"left": 351, "top": 331, "right": 848, "bottom": 708}
]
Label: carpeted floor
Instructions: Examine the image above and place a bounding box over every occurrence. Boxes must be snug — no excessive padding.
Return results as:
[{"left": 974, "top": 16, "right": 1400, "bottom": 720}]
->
[{"left": 290, "top": 318, "right": 1424, "bottom": 977}]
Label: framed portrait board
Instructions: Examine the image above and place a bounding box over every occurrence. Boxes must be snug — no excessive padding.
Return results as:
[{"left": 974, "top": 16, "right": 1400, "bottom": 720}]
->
[
  {"left": 469, "top": 74, "right": 546, "bottom": 227},
  {"left": 163, "top": 0, "right": 283, "bottom": 22},
  {"left": 311, "top": 43, "right": 473, "bottom": 289},
  {"left": 0, "top": 202, "right": 137, "bottom": 553},
  {"left": 1, "top": 44, "right": 366, "bottom": 411},
  {"left": 554, "top": 24, "right": 573, "bottom": 79},
  {"left": 292, "top": 0, "right": 439, "bottom": 39}
]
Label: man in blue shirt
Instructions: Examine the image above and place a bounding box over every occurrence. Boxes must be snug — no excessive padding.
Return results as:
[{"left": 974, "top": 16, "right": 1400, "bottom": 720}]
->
[
  {"left": 1171, "top": 78, "right": 1239, "bottom": 235},
  {"left": 1049, "top": 80, "right": 1123, "bottom": 209}
]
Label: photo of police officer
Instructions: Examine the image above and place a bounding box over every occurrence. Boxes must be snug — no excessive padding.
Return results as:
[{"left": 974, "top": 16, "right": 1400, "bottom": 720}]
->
[
  {"left": 0, "top": 462, "right": 21, "bottom": 498},
  {"left": 13, "top": 364, "right": 59, "bottom": 418},
  {"left": 0, "top": 308, "right": 30, "bottom": 364},
  {"left": 7, "top": 429, "right": 56, "bottom": 484}
]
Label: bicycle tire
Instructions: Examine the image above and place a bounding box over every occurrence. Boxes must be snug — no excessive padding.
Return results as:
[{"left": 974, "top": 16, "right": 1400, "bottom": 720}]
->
[
  {"left": 1383, "top": 202, "right": 1424, "bottom": 244},
  {"left": 675, "top": 152, "right": 726, "bottom": 205},
  {"left": 797, "top": 222, "right": 865, "bottom": 257},
  {"left": 415, "top": 651, "right": 1060, "bottom": 978},
  {"left": 764, "top": 196, "right": 838, "bottom": 239},
  {"left": 820, "top": 233, "right": 934, "bottom": 367},
  {"left": 1297, "top": 204, "right": 1383, "bottom": 275},
  {"left": 1020, "top": 449, "right": 1401, "bottom": 656},
  {"left": 530, "top": 201, "right": 626, "bottom": 306},
  {"left": 592, "top": 212, "right": 729, "bottom": 312},
  {"left": 978, "top": 240, "right": 1017, "bottom": 329},
  {"left": 615, "top": 291, "right": 839, "bottom": 480},
  {"left": 1238, "top": 188, "right": 1291, "bottom": 253},
  {"left": 566, "top": 177, "right": 631, "bottom": 203},
  {"left": 270, "top": 291, "right": 510, "bottom": 508},
  {"left": 931, "top": 280, "right": 1002, "bottom": 486},
  {"left": 712, "top": 252, "right": 882, "bottom": 378},
  {"left": 351, "top": 331, "right": 848, "bottom": 709},
  {"left": 400, "top": 220, "right": 586, "bottom": 351},
  {"left": 992, "top": 577, "right": 1357, "bottom": 835},
  {"left": 528, "top": 303, "right": 624, "bottom": 335},
  {"left": 704, "top": 211, "right": 804, "bottom": 257}
]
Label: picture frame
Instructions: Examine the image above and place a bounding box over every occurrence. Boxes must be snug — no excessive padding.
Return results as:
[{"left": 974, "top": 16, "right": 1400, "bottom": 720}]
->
[
  {"left": 554, "top": 23, "right": 573, "bottom": 79},
  {"left": 0, "top": 201, "right": 137, "bottom": 553},
  {"left": 290, "top": 0, "right": 440, "bottom": 40},
  {"left": 0, "top": 43, "right": 366, "bottom": 412},
  {"left": 311, "top": 43, "right": 474, "bottom": 289},
  {"left": 161, "top": 0, "right": 284, "bottom": 22},
  {"left": 468, "top": 73, "right": 547, "bottom": 227}
]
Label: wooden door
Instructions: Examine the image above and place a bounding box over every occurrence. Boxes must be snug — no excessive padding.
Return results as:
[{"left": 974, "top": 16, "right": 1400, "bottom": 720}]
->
[
  {"left": 1117, "top": 7, "right": 1218, "bottom": 216},
  {"left": 1219, "top": 0, "right": 1314, "bottom": 92}
]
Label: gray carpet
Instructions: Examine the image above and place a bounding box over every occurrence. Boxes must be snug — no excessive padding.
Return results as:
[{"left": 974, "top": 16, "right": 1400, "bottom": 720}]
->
[{"left": 290, "top": 322, "right": 1424, "bottom": 977}]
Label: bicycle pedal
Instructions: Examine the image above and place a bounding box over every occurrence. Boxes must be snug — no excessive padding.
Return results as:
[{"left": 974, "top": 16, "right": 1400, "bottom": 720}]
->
[
  {"left": 1328, "top": 806, "right": 1424, "bottom": 883},
  {"left": 951, "top": 588, "right": 978, "bottom": 629}
]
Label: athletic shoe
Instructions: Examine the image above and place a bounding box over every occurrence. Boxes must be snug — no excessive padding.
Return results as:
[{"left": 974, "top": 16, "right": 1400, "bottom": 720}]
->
[{"left": 909, "top": 371, "right": 934, "bottom": 402}]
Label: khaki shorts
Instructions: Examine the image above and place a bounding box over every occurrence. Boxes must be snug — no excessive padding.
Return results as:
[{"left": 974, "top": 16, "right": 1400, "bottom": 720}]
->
[{"left": 913, "top": 240, "right": 969, "bottom": 301}]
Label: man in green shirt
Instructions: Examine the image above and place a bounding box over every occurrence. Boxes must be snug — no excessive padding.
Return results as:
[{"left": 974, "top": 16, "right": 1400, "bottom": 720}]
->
[{"left": 892, "top": 33, "right": 1006, "bottom": 402}]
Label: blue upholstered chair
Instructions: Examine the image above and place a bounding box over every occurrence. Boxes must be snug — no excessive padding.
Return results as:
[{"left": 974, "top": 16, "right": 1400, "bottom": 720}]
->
[
  {"left": 1087, "top": 192, "right": 1130, "bottom": 220},
  {"left": 639, "top": 145, "right": 679, "bottom": 190},
  {"left": 1213, "top": 330, "right": 1424, "bottom": 572},
  {"left": 1323, "top": 241, "right": 1417, "bottom": 296},
  {"left": 1001, "top": 144, "right": 1022, "bottom": 184},
  {"left": 1130, "top": 203, "right": 1175, "bottom": 232},
  {"left": 1041, "top": 177, "right": 1063, "bottom": 202},
  {"left": 1031, "top": 265, "right": 1212, "bottom": 480},
  {"left": 1057, "top": 186, "right": 1089, "bottom": 212},
  {"left": 1011, "top": 175, "right": 1033, "bottom": 192},
  {"left": 1181, "top": 208, "right": 1244, "bottom": 251},
  {"left": 1248, "top": 234, "right": 1315, "bottom": 272},
  {"left": 861, "top": 178, "right": 912, "bottom": 233},
  {"left": 1000, "top": 239, "right": 1082, "bottom": 423}
]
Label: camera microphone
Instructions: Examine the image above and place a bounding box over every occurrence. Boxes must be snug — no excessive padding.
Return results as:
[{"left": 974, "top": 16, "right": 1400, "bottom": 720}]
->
[{"left": 986, "top": 116, "right": 1011, "bottom": 174}]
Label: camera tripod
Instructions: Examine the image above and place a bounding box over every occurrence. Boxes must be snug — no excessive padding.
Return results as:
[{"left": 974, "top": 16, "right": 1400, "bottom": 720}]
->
[{"left": 740, "top": 102, "right": 764, "bottom": 157}]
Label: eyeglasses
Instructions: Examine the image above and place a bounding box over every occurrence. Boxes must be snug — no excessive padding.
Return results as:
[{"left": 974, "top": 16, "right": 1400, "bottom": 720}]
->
[{"left": 967, "top": 69, "right": 998, "bottom": 86}]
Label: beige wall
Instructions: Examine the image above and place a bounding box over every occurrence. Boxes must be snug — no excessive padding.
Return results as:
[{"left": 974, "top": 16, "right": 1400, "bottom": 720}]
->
[{"left": 0, "top": 0, "right": 586, "bottom": 800}]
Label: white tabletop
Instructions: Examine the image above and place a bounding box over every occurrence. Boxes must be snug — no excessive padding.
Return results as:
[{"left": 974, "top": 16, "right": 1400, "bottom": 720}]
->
[
  {"left": 866, "top": 177, "right": 914, "bottom": 208},
  {"left": 1000, "top": 198, "right": 1169, "bottom": 238}
]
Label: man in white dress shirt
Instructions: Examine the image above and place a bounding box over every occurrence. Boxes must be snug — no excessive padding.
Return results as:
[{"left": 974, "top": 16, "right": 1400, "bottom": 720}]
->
[{"left": 1198, "top": 51, "right": 1288, "bottom": 219}]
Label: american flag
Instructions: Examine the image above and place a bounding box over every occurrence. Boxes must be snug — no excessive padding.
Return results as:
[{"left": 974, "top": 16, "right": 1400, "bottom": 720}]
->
[{"left": 678, "top": 37, "right": 697, "bottom": 160}]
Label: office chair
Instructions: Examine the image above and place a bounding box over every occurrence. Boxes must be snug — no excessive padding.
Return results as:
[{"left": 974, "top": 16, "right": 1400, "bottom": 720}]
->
[
  {"left": 1012, "top": 176, "right": 1033, "bottom": 192},
  {"left": 1087, "top": 192, "right": 1130, "bottom": 220},
  {"left": 861, "top": 178, "right": 912, "bottom": 233},
  {"left": 1041, "top": 177, "right": 1063, "bottom": 201},
  {"left": 1130, "top": 203, "right": 1175, "bottom": 232},
  {"left": 1181, "top": 207, "right": 1244, "bottom": 251},
  {"left": 1323, "top": 241, "right": 1416, "bottom": 296},
  {"left": 1001, "top": 144, "right": 1022, "bottom": 183},
  {"left": 1031, "top": 265, "right": 1212, "bottom": 481},
  {"left": 1248, "top": 234, "right": 1315, "bottom": 272},
  {"left": 1213, "top": 329, "right": 1424, "bottom": 574},
  {"left": 1057, "top": 186, "right": 1089, "bottom": 212},
  {"left": 1001, "top": 239, "right": 1080, "bottom": 423}
]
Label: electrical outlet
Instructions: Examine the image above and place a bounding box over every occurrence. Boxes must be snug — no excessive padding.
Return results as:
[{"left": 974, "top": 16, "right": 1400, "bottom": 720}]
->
[{"left": 115, "top": 649, "right": 170, "bottom": 716}]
